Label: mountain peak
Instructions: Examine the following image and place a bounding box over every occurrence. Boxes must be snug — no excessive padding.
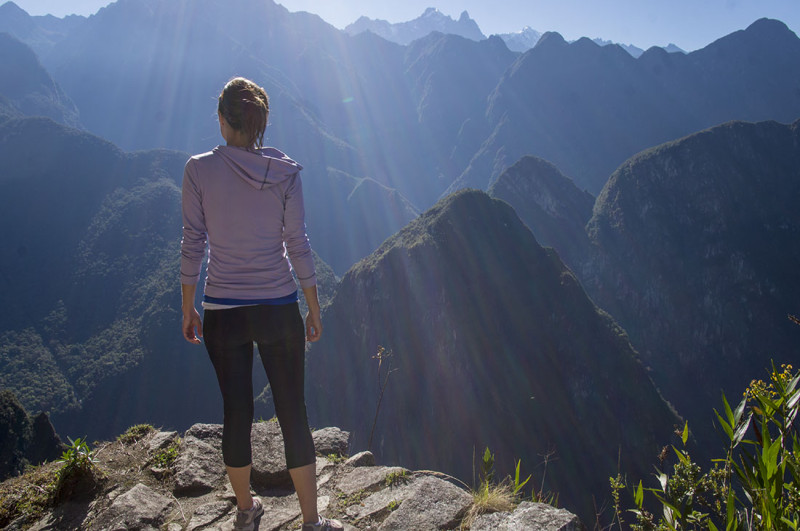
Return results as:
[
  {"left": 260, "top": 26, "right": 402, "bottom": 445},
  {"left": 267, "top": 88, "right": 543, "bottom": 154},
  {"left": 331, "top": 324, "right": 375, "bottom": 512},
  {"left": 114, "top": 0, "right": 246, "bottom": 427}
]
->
[
  {"left": 0, "top": 1, "right": 26, "bottom": 16},
  {"left": 746, "top": 17, "right": 791, "bottom": 34},
  {"left": 534, "top": 31, "right": 567, "bottom": 50},
  {"left": 344, "top": 6, "right": 485, "bottom": 44}
]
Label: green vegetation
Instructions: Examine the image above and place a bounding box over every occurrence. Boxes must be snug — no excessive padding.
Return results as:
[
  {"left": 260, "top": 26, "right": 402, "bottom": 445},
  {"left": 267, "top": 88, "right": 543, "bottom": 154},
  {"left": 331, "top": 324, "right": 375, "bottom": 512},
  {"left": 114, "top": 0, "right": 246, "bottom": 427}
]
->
[
  {"left": 612, "top": 362, "right": 800, "bottom": 530},
  {"left": 116, "top": 424, "right": 154, "bottom": 444},
  {"left": 53, "top": 436, "right": 103, "bottom": 502},
  {"left": 0, "top": 463, "right": 59, "bottom": 528},
  {"left": 385, "top": 469, "right": 409, "bottom": 487},
  {"left": 461, "top": 447, "right": 555, "bottom": 529},
  {"left": 387, "top": 499, "right": 400, "bottom": 512},
  {"left": 336, "top": 488, "right": 369, "bottom": 510},
  {"left": 150, "top": 439, "right": 181, "bottom": 469},
  {"left": 326, "top": 453, "right": 347, "bottom": 465}
]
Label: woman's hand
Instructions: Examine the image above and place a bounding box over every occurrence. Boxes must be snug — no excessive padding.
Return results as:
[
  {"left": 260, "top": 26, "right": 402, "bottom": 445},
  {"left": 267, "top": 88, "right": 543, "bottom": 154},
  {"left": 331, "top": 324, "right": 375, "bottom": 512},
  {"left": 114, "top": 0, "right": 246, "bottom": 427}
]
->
[
  {"left": 305, "top": 310, "right": 322, "bottom": 342},
  {"left": 182, "top": 307, "right": 203, "bottom": 344},
  {"left": 181, "top": 283, "right": 203, "bottom": 344}
]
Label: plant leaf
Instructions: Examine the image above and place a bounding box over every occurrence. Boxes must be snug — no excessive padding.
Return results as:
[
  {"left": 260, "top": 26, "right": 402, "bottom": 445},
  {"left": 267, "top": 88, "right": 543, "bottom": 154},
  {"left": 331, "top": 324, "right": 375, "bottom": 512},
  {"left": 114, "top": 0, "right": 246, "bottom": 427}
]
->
[
  {"left": 635, "top": 479, "right": 644, "bottom": 508},
  {"left": 733, "top": 411, "right": 753, "bottom": 446}
]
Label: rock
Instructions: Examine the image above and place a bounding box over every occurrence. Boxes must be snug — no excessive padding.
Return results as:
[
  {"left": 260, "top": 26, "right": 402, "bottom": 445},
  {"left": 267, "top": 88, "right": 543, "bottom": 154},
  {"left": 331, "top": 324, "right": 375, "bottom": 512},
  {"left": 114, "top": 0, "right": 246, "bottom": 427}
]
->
[
  {"left": 100, "top": 483, "right": 173, "bottom": 530},
  {"left": 173, "top": 427, "right": 225, "bottom": 495},
  {"left": 1, "top": 421, "right": 587, "bottom": 530},
  {"left": 184, "top": 423, "right": 223, "bottom": 445},
  {"left": 378, "top": 475, "right": 472, "bottom": 530},
  {"left": 345, "top": 451, "right": 375, "bottom": 467},
  {"left": 27, "top": 412, "right": 63, "bottom": 465},
  {"left": 250, "top": 421, "right": 292, "bottom": 488},
  {"left": 313, "top": 427, "right": 350, "bottom": 456},
  {"left": 346, "top": 478, "right": 418, "bottom": 522},
  {"left": 259, "top": 492, "right": 303, "bottom": 530},
  {"left": 337, "top": 466, "right": 408, "bottom": 496},
  {"left": 471, "top": 501, "right": 584, "bottom": 530},
  {"left": 148, "top": 430, "right": 178, "bottom": 452},
  {"left": 186, "top": 501, "right": 231, "bottom": 530}
]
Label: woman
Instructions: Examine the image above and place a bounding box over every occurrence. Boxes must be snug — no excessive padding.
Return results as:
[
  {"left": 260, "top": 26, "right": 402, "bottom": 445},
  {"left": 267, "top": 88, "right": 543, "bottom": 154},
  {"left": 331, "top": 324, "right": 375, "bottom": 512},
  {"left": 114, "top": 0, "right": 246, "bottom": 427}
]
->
[{"left": 180, "top": 77, "right": 342, "bottom": 531}]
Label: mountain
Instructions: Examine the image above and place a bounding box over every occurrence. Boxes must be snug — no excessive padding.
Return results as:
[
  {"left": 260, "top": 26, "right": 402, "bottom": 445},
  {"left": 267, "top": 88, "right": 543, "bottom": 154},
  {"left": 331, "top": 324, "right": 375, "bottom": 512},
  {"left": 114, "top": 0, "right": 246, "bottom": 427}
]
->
[
  {"left": 344, "top": 7, "right": 485, "bottom": 45},
  {"left": 450, "top": 18, "right": 800, "bottom": 196},
  {"left": 11, "top": 0, "right": 433, "bottom": 272},
  {"left": 582, "top": 118, "right": 800, "bottom": 449},
  {"left": 0, "top": 1, "right": 86, "bottom": 57},
  {"left": 497, "top": 26, "right": 542, "bottom": 52},
  {"left": 592, "top": 37, "right": 645, "bottom": 57},
  {"left": 403, "top": 32, "right": 518, "bottom": 182},
  {"left": 0, "top": 32, "right": 80, "bottom": 127},
  {"left": 305, "top": 189, "right": 680, "bottom": 522},
  {"left": 488, "top": 156, "right": 594, "bottom": 269},
  {"left": 0, "top": 117, "right": 340, "bottom": 441},
  {"left": 0, "top": 390, "right": 62, "bottom": 480}
]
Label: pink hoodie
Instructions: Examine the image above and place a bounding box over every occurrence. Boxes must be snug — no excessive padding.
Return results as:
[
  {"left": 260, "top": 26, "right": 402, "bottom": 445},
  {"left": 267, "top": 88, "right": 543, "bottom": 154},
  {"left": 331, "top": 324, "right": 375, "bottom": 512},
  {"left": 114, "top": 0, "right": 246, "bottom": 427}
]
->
[{"left": 180, "top": 145, "right": 316, "bottom": 302}]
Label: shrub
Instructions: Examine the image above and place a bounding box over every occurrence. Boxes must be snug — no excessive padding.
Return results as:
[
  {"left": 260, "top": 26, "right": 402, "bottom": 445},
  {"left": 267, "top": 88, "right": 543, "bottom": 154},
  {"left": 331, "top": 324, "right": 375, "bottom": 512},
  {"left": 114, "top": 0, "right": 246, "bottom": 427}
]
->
[
  {"left": 54, "top": 436, "right": 103, "bottom": 502},
  {"left": 116, "top": 424, "right": 154, "bottom": 444},
  {"left": 614, "top": 362, "right": 800, "bottom": 530}
]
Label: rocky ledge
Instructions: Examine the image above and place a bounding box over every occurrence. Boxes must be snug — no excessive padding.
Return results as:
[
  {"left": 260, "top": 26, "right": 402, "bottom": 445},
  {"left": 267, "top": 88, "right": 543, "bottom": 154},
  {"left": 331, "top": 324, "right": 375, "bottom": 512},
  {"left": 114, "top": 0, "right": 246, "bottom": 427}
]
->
[{"left": 1, "top": 422, "right": 583, "bottom": 530}]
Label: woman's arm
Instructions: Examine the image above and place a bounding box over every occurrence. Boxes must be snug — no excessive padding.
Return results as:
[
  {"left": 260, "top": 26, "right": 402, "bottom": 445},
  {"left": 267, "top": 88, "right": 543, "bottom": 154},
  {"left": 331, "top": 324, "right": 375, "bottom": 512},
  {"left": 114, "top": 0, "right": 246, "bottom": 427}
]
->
[
  {"left": 302, "top": 285, "right": 322, "bottom": 342},
  {"left": 182, "top": 283, "right": 203, "bottom": 344}
]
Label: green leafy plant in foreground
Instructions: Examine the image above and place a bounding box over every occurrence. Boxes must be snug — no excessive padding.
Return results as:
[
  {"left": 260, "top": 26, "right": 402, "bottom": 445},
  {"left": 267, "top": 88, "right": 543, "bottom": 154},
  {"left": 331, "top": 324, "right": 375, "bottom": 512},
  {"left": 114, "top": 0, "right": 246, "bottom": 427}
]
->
[
  {"left": 614, "top": 361, "right": 800, "bottom": 530},
  {"left": 56, "top": 437, "right": 97, "bottom": 478},
  {"left": 54, "top": 436, "right": 102, "bottom": 501}
]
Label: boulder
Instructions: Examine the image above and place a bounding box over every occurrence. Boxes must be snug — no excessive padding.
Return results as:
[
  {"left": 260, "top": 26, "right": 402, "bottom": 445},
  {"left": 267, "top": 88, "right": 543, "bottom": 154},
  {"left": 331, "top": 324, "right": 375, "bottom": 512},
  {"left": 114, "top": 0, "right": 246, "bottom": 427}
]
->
[
  {"left": 100, "top": 483, "right": 173, "bottom": 530},
  {"left": 471, "top": 501, "right": 584, "bottom": 530},
  {"left": 313, "top": 427, "right": 350, "bottom": 456}
]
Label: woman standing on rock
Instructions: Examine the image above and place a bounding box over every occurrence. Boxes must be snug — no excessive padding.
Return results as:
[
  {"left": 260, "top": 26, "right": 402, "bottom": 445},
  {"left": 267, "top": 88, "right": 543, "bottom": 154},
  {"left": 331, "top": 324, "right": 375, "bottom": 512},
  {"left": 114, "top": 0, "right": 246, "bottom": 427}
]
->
[{"left": 180, "top": 77, "right": 342, "bottom": 531}]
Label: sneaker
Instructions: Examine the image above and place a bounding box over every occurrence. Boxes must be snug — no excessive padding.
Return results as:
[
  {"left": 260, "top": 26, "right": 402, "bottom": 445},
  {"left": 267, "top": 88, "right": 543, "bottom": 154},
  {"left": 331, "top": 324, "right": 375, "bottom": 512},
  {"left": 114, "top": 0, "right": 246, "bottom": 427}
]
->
[
  {"left": 302, "top": 515, "right": 344, "bottom": 530},
  {"left": 234, "top": 497, "right": 264, "bottom": 531}
]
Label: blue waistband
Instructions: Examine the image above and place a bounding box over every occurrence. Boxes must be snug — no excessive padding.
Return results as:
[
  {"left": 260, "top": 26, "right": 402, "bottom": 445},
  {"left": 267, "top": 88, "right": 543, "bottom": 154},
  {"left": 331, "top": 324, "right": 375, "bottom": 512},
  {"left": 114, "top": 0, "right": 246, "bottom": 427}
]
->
[{"left": 203, "top": 291, "right": 298, "bottom": 306}]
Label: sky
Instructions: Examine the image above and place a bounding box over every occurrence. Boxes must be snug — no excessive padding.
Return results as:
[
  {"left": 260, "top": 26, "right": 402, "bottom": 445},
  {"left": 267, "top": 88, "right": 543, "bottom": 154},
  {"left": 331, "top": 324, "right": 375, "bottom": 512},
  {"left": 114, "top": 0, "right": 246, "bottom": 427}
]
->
[{"left": 11, "top": 0, "right": 800, "bottom": 51}]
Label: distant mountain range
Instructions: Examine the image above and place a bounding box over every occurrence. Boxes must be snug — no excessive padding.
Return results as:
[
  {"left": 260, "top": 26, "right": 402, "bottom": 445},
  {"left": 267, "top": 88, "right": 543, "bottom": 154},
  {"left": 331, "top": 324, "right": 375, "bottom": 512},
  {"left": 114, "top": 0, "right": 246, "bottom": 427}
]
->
[
  {"left": 0, "top": 32, "right": 80, "bottom": 127},
  {"left": 451, "top": 18, "right": 800, "bottom": 195},
  {"left": 493, "top": 118, "right": 800, "bottom": 454},
  {"left": 4, "top": 1, "right": 794, "bottom": 214},
  {"left": 342, "top": 6, "right": 682, "bottom": 56},
  {"left": 344, "top": 7, "right": 483, "bottom": 45}
]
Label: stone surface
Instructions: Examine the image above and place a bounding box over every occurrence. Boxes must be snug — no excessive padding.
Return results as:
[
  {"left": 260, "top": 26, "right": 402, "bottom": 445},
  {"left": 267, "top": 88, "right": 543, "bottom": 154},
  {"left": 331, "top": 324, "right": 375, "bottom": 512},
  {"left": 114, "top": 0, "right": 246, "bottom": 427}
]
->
[
  {"left": 250, "top": 421, "right": 292, "bottom": 488},
  {"left": 3, "top": 422, "right": 585, "bottom": 530},
  {"left": 173, "top": 428, "right": 226, "bottom": 494},
  {"left": 471, "top": 501, "right": 584, "bottom": 530},
  {"left": 377, "top": 475, "right": 472, "bottom": 530},
  {"left": 186, "top": 501, "right": 231, "bottom": 530},
  {"left": 345, "top": 450, "right": 375, "bottom": 467},
  {"left": 148, "top": 430, "right": 179, "bottom": 452},
  {"left": 100, "top": 483, "right": 173, "bottom": 530},
  {"left": 337, "top": 466, "right": 408, "bottom": 496},
  {"left": 312, "top": 427, "right": 350, "bottom": 456},
  {"left": 346, "top": 479, "right": 418, "bottom": 522}
]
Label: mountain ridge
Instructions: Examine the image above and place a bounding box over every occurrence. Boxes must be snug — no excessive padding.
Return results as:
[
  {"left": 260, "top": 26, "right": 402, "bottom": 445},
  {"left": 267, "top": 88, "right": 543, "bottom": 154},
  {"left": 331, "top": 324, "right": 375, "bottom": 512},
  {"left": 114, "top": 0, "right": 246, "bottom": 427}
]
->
[{"left": 306, "top": 189, "right": 679, "bottom": 523}]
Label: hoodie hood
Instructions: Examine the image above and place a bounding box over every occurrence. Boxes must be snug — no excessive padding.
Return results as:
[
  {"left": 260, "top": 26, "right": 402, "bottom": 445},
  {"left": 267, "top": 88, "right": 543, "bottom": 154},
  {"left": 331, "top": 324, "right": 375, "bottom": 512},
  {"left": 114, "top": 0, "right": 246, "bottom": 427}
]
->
[{"left": 214, "top": 145, "right": 303, "bottom": 189}]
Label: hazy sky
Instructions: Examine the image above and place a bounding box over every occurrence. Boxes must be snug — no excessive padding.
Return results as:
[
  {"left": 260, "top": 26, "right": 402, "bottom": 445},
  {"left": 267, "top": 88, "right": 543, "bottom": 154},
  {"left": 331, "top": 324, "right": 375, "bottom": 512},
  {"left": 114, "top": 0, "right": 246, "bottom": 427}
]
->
[{"left": 11, "top": 0, "right": 800, "bottom": 51}]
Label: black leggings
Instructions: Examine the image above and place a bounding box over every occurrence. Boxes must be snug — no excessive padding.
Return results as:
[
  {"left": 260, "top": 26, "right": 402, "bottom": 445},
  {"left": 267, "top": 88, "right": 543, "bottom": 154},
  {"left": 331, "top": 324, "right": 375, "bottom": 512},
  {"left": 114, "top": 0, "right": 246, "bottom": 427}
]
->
[{"left": 202, "top": 303, "right": 315, "bottom": 469}]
